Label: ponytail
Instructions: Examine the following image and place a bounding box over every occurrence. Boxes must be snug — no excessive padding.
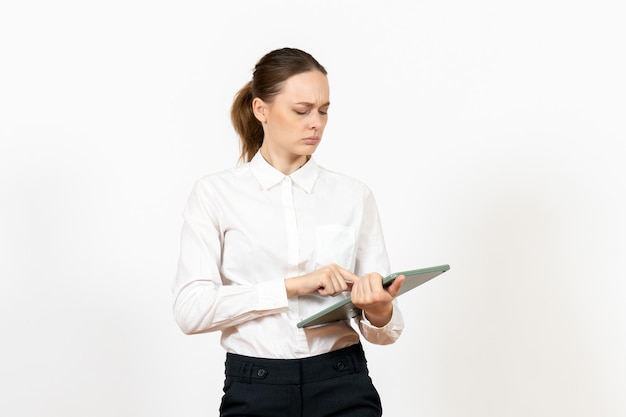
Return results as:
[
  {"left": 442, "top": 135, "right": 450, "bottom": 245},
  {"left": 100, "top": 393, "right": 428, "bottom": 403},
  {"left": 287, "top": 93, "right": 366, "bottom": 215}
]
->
[{"left": 231, "top": 81, "right": 264, "bottom": 163}]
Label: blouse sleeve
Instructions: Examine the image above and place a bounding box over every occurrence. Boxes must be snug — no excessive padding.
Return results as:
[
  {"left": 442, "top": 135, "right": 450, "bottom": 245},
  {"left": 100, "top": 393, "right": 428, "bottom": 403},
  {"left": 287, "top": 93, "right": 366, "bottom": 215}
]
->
[
  {"left": 171, "top": 180, "right": 288, "bottom": 335},
  {"left": 354, "top": 188, "right": 405, "bottom": 344},
  {"left": 358, "top": 301, "right": 404, "bottom": 344}
]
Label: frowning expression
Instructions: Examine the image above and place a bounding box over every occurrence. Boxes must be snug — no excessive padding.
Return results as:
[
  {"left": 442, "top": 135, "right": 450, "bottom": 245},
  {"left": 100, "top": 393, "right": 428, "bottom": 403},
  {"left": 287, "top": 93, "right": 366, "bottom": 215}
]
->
[{"left": 253, "top": 70, "right": 330, "bottom": 160}]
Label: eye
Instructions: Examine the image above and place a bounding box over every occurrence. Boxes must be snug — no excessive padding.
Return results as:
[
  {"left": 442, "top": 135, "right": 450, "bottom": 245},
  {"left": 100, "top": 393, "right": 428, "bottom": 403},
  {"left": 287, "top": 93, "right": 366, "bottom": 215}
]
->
[{"left": 294, "top": 110, "right": 309, "bottom": 115}]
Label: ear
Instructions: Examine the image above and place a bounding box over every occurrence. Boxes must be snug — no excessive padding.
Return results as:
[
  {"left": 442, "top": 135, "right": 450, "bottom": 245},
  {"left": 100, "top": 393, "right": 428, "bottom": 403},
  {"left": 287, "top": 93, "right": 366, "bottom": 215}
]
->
[{"left": 252, "top": 97, "right": 267, "bottom": 123}]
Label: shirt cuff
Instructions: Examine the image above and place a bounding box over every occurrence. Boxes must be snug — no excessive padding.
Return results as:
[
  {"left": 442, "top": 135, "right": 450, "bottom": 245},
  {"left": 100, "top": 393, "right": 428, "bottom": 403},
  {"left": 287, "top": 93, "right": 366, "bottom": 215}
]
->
[
  {"left": 256, "top": 278, "right": 289, "bottom": 310},
  {"left": 361, "top": 305, "right": 403, "bottom": 330}
]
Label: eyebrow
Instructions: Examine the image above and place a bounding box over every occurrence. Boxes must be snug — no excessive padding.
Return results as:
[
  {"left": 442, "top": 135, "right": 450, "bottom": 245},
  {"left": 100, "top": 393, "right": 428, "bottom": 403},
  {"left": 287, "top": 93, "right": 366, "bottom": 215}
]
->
[{"left": 293, "top": 101, "right": 331, "bottom": 107}]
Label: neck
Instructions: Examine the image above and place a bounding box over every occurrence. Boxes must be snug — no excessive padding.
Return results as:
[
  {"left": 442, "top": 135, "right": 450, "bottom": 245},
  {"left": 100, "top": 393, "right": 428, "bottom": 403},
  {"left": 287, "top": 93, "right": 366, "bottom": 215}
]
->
[{"left": 260, "top": 146, "right": 309, "bottom": 175}]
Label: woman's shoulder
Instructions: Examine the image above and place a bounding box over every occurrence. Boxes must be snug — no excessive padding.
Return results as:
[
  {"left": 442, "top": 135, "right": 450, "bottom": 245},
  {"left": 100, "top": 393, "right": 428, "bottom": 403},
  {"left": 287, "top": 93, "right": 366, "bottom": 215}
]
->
[
  {"left": 198, "top": 161, "right": 251, "bottom": 181},
  {"left": 192, "top": 163, "right": 251, "bottom": 191},
  {"left": 316, "top": 164, "right": 373, "bottom": 195}
]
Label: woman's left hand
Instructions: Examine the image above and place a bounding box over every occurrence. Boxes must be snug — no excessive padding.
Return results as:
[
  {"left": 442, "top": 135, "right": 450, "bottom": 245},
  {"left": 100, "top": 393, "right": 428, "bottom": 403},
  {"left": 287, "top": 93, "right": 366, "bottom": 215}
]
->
[{"left": 350, "top": 273, "right": 405, "bottom": 327}]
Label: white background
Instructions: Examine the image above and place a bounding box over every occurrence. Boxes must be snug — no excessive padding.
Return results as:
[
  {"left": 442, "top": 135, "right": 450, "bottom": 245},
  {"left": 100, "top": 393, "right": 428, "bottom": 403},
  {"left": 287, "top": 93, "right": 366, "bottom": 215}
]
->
[{"left": 1, "top": 1, "right": 625, "bottom": 416}]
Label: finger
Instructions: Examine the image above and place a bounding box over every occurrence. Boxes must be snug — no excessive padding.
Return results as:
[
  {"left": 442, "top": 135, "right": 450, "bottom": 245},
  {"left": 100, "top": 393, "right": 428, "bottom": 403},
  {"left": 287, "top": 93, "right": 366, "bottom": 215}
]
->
[
  {"left": 363, "top": 272, "right": 382, "bottom": 291},
  {"left": 330, "top": 266, "right": 357, "bottom": 294},
  {"left": 385, "top": 274, "right": 405, "bottom": 298},
  {"left": 351, "top": 274, "right": 375, "bottom": 302},
  {"left": 318, "top": 270, "right": 348, "bottom": 296},
  {"left": 343, "top": 273, "right": 358, "bottom": 293},
  {"left": 318, "top": 275, "right": 338, "bottom": 295},
  {"left": 331, "top": 268, "right": 350, "bottom": 291},
  {"left": 337, "top": 267, "right": 358, "bottom": 283},
  {"left": 361, "top": 275, "right": 375, "bottom": 296}
]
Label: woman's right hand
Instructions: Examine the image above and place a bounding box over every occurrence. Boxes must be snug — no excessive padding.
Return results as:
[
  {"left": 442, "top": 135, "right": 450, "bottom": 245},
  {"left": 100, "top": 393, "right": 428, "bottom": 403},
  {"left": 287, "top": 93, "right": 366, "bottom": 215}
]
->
[{"left": 285, "top": 264, "right": 359, "bottom": 298}]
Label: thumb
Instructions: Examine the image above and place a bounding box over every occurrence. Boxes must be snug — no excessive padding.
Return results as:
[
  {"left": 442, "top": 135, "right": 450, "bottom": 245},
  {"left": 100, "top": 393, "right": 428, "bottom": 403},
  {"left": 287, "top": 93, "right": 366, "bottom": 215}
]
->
[{"left": 386, "top": 274, "right": 405, "bottom": 298}]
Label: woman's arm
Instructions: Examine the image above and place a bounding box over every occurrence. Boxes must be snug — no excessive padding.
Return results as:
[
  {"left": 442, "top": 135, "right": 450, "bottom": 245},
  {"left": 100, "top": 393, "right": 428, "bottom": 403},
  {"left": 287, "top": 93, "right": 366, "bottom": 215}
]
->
[
  {"left": 352, "top": 189, "right": 406, "bottom": 343},
  {"left": 172, "top": 180, "right": 289, "bottom": 334}
]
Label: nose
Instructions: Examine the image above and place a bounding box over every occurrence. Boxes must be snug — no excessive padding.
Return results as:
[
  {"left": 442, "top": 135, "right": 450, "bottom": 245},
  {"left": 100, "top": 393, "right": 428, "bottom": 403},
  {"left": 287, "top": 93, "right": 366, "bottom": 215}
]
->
[{"left": 309, "top": 112, "right": 322, "bottom": 131}]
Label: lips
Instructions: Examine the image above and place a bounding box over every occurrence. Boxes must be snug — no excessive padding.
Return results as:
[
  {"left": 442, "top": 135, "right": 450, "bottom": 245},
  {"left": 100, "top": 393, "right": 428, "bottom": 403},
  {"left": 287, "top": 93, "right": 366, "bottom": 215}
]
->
[{"left": 302, "top": 136, "right": 320, "bottom": 145}]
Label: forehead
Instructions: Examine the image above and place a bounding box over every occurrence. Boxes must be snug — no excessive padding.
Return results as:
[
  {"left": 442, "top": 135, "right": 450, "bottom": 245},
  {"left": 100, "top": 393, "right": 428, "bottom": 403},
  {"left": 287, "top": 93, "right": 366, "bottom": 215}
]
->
[{"left": 278, "top": 71, "right": 330, "bottom": 103}]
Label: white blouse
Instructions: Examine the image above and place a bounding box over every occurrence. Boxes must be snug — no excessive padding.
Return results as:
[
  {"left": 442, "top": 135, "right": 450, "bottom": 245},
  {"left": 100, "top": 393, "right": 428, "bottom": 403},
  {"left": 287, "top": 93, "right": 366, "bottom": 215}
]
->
[{"left": 173, "top": 152, "right": 404, "bottom": 359}]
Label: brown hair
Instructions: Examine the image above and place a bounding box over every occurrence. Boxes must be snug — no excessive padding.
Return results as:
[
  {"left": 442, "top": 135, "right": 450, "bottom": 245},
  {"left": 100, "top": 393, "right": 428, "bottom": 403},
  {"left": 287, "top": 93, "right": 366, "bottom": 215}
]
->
[{"left": 231, "top": 48, "right": 327, "bottom": 162}]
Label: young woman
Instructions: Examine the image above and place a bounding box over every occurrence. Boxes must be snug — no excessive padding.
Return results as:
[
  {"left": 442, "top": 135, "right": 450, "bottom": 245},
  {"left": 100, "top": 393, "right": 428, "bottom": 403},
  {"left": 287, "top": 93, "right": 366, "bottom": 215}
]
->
[{"left": 173, "top": 47, "right": 405, "bottom": 417}]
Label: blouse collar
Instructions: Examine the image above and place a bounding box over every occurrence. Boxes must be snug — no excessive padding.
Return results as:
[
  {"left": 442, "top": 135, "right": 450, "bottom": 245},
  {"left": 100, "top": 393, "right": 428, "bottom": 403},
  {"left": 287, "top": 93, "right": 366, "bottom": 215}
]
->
[{"left": 250, "top": 152, "right": 320, "bottom": 193}]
